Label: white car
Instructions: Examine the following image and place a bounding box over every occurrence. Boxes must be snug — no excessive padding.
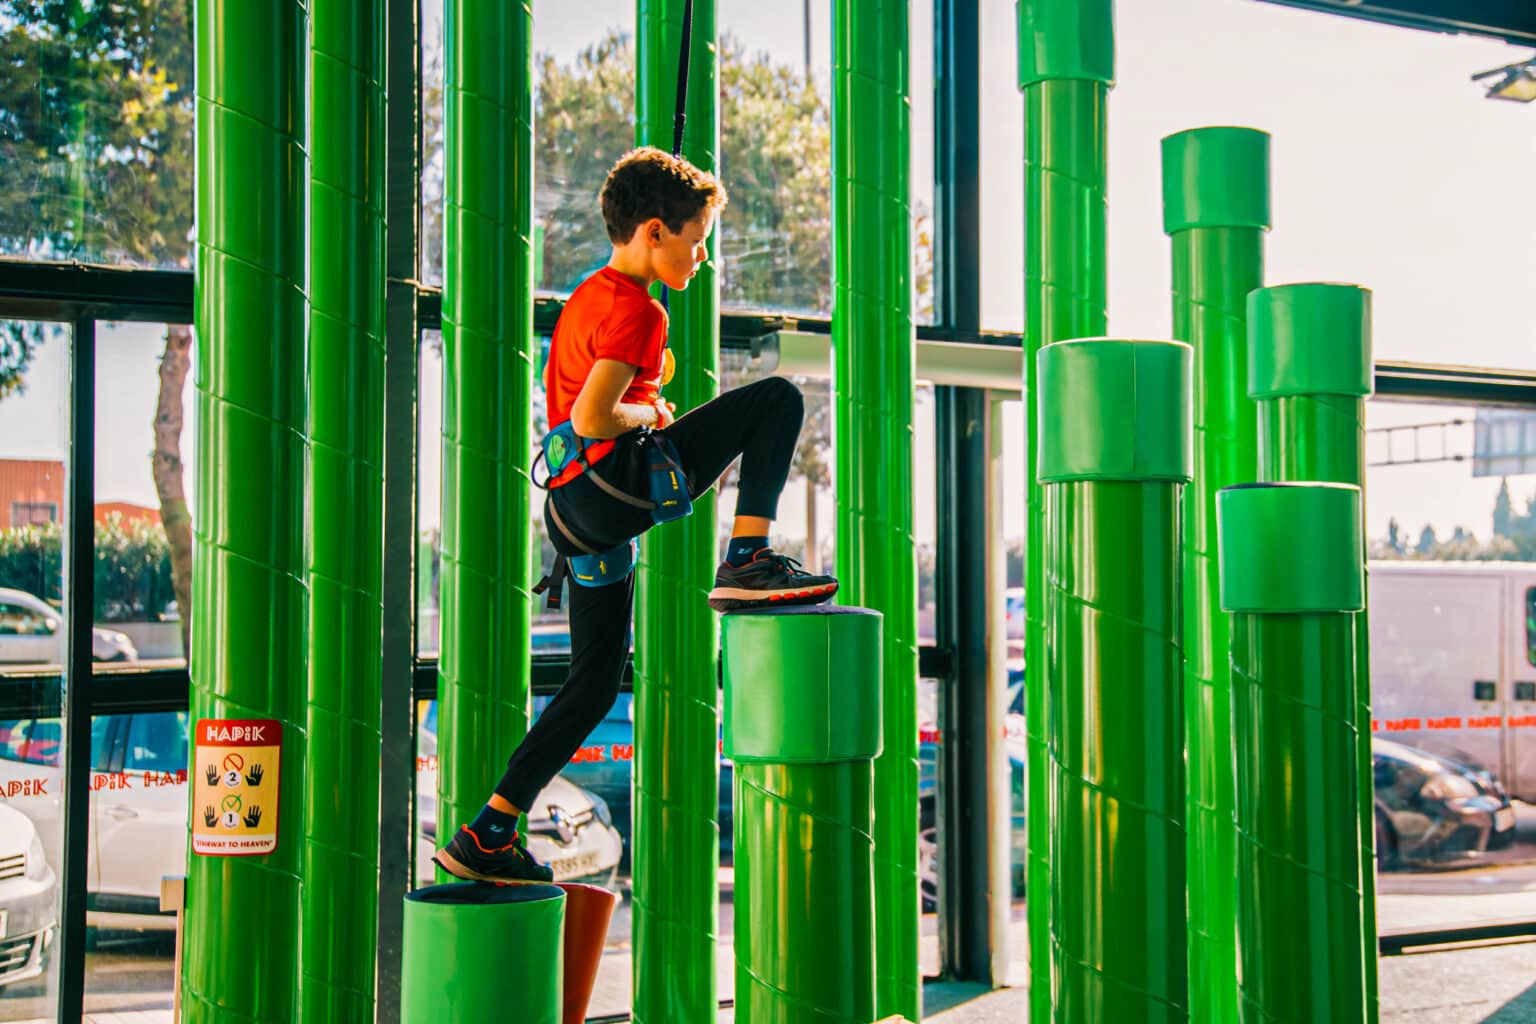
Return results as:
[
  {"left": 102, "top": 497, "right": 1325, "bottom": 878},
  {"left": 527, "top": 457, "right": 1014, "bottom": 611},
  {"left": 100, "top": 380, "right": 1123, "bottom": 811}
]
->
[
  {"left": 415, "top": 701, "right": 623, "bottom": 887},
  {"left": 0, "top": 802, "right": 57, "bottom": 987},
  {"left": 0, "top": 712, "right": 185, "bottom": 933},
  {"left": 0, "top": 588, "right": 138, "bottom": 665}
]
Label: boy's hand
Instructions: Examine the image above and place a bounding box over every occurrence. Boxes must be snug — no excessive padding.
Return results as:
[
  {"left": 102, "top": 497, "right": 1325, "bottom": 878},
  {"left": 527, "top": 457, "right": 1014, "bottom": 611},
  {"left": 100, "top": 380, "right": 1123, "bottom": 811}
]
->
[{"left": 655, "top": 398, "right": 677, "bottom": 428}]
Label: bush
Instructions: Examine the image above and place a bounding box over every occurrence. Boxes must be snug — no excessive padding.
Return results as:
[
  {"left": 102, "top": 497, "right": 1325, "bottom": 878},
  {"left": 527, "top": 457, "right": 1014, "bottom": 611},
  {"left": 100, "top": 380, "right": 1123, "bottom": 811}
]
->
[
  {"left": 0, "top": 520, "right": 63, "bottom": 605},
  {"left": 0, "top": 514, "right": 175, "bottom": 622}
]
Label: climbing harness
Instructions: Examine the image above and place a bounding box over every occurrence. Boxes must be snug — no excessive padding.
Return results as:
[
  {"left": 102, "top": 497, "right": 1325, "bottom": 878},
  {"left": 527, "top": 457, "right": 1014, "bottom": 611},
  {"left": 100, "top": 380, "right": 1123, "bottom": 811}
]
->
[{"left": 532, "top": 427, "right": 693, "bottom": 610}]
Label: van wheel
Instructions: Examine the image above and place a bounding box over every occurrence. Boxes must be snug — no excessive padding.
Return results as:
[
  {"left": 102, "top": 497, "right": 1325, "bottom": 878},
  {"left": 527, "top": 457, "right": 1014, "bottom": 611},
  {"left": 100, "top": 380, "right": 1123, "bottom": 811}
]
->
[{"left": 1375, "top": 810, "right": 1399, "bottom": 872}]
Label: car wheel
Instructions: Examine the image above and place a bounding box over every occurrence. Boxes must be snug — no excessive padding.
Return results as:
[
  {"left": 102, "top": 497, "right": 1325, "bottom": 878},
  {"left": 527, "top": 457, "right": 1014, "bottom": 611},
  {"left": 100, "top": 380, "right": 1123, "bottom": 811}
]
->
[{"left": 1375, "top": 810, "right": 1399, "bottom": 872}]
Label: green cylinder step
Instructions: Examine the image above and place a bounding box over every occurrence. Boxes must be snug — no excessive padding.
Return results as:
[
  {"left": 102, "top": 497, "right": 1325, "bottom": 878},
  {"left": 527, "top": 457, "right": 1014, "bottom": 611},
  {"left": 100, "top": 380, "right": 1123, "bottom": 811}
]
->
[
  {"left": 723, "top": 606, "right": 882, "bottom": 1024},
  {"left": 1218, "top": 483, "right": 1368, "bottom": 1022},
  {"left": 1039, "top": 336, "right": 1191, "bottom": 1022},
  {"left": 402, "top": 882, "right": 565, "bottom": 1023}
]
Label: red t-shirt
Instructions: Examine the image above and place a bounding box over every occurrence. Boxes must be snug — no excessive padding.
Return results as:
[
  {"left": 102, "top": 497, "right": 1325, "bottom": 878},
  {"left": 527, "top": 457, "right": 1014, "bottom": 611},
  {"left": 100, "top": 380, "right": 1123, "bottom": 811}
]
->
[{"left": 545, "top": 266, "right": 669, "bottom": 430}]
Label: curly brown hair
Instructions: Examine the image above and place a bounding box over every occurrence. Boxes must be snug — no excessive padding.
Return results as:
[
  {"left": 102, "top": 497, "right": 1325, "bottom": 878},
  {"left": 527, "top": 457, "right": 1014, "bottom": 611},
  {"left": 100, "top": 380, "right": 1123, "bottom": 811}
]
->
[{"left": 600, "top": 147, "right": 727, "bottom": 244}]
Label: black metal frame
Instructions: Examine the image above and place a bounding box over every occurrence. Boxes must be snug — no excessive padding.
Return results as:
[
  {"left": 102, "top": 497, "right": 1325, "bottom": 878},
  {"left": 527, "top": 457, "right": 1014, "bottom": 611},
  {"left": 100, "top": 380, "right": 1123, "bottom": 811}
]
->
[
  {"left": 1257, "top": 0, "right": 1536, "bottom": 45},
  {"left": 6, "top": 0, "right": 1536, "bottom": 1018}
]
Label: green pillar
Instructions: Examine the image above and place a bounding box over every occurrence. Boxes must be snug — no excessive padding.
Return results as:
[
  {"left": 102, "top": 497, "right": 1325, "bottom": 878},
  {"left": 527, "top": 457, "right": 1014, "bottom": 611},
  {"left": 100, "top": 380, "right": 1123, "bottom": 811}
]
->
[
  {"left": 302, "top": 0, "right": 386, "bottom": 1019},
  {"left": 1249, "top": 282, "right": 1378, "bottom": 1020},
  {"left": 1217, "top": 483, "right": 1367, "bottom": 1022},
  {"left": 1038, "top": 339, "right": 1191, "bottom": 1022},
  {"left": 1016, "top": 3, "right": 1112, "bottom": 1016},
  {"left": 185, "top": 0, "right": 308, "bottom": 1019},
  {"left": 832, "top": 0, "right": 916, "bottom": 1016},
  {"left": 437, "top": 0, "right": 536, "bottom": 842},
  {"left": 724, "top": 608, "right": 882, "bottom": 1024},
  {"left": 631, "top": 2, "right": 722, "bottom": 1020},
  {"left": 1160, "top": 126, "right": 1269, "bottom": 1024}
]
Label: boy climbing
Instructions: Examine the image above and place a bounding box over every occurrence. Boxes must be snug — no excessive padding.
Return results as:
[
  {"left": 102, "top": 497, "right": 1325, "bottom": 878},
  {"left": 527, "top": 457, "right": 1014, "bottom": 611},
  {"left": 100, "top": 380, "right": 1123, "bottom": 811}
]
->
[{"left": 434, "top": 147, "right": 838, "bottom": 883}]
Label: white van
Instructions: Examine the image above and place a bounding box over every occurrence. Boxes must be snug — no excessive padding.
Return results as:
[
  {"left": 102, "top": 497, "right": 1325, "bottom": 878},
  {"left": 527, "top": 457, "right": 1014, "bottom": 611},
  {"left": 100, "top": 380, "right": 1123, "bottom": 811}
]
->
[{"left": 1369, "top": 560, "right": 1536, "bottom": 801}]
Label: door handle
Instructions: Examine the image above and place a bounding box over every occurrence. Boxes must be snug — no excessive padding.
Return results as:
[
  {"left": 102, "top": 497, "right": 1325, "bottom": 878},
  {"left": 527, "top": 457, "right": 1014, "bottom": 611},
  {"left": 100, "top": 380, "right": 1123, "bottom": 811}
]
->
[{"left": 105, "top": 805, "right": 138, "bottom": 821}]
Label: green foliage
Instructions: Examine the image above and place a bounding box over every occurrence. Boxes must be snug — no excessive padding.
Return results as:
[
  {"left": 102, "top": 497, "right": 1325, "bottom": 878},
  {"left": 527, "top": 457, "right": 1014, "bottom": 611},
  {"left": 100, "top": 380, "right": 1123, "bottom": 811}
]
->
[
  {"left": 422, "top": 29, "right": 933, "bottom": 317},
  {"left": 0, "top": 520, "right": 63, "bottom": 605},
  {"left": 0, "top": 0, "right": 194, "bottom": 391},
  {"left": 94, "top": 512, "right": 173, "bottom": 622},
  {"left": 0, "top": 514, "right": 175, "bottom": 621}
]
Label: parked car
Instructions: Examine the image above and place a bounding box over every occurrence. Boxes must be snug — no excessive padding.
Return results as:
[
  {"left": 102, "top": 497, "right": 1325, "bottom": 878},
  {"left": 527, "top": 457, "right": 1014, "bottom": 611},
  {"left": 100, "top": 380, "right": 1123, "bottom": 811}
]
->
[
  {"left": 1374, "top": 736, "right": 1517, "bottom": 870},
  {"left": 0, "top": 588, "right": 138, "bottom": 664},
  {"left": 0, "top": 801, "right": 57, "bottom": 988},
  {"left": 415, "top": 702, "right": 623, "bottom": 887}
]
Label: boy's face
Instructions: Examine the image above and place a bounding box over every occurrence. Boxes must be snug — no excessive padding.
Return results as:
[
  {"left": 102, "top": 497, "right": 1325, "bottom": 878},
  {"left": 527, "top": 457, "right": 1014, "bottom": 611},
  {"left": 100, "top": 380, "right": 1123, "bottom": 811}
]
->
[{"left": 647, "top": 211, "right": 715, "bottom": 291}]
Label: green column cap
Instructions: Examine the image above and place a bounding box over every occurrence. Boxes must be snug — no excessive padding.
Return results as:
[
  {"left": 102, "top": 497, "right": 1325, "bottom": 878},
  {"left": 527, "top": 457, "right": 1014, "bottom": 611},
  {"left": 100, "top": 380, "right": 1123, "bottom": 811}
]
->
[
  {"left": 722, "top": 606, "right": 883, "bottom": 764},
  {"left": 1017, "top": 0, "right": 1114, "bottom": 88},
  {"left": 1217, "top": 482, "right": 1364, "bottom": 613},
  {"left": 1248, "top": 283, "right": 1373, "bottom": 400},
  {"left": 1037, "top": 339, "right": 1193, "bottom": 484},
  {"left": 1161, "top": 127, "right": 1271, "bottom": 234}
]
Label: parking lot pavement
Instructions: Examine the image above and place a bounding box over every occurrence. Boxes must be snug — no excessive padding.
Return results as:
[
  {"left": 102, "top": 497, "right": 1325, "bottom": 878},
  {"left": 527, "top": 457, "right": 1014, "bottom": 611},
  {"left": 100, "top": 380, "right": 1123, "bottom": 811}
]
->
[{"left": 0, "top": 933, "right": 175, "bottom": 1021}]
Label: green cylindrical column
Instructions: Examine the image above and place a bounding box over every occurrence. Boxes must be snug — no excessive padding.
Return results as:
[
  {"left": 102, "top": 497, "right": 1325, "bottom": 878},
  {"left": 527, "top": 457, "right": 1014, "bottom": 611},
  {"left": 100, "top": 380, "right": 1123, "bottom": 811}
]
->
[
  {"left": 185, "top": 1, "right": 308, "bottom": 1019},
  {"left": 1016, "top": 4, "right": 1113, "bottom": 1017},
  {"left": 1038, "top": 339, "right": 1191, "bottom": 1023},
  {"left": 302, "top": 0, "right": 386, "bottom": 1018},
  {"left": 1218, "top": 483, "right": 1367, "bottom": 1023},
  {"left": 723, "top": 607, "right": 882, "bottom": 1024},
  {"left": 632, "top": 3, "right": 721, "bottom": 1020},
  {"left": 1161, "top": 126, "right": 1269, "bottom": 1024},
  {"left": 437, "top": 0, "right": 536, "bottom": 844},
  {"left": 1249, "top": 282, "right": 1378, "bottom": 1020},
  {"left": 402, "top": 883, "right": 566, "bottom": 1022},
  {"left": 833, "top": 0, "right": 916, "bottom": 1016}
]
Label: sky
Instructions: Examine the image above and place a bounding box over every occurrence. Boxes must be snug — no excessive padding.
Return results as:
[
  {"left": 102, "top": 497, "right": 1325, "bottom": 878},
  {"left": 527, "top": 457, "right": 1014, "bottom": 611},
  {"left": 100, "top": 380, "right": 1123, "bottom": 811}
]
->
[{"left": 3, "top": 0, "right": 1535, "bottom": 548}]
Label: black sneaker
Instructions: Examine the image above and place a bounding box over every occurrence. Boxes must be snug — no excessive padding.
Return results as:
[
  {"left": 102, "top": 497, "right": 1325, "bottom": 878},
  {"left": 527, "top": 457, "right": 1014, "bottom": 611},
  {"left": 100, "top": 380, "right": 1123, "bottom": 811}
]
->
[
  {"left": 707, "top": 549, "right": 839, "bottom": 612},
  {"left": 433, "top": 825, "right": 555, "bottom": 884}
]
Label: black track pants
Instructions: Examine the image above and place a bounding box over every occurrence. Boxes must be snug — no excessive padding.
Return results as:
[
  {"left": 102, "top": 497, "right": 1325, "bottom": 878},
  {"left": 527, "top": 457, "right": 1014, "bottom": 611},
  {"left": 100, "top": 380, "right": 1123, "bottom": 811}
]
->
[{"left": 491, "top": 376, "right": 804, "bottom": 810}]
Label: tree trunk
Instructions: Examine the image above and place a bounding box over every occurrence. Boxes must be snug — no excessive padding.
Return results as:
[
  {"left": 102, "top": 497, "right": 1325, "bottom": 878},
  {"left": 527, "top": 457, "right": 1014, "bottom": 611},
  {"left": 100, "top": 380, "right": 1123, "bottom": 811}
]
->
[
  {"left": 805, "top": 473, "right": 819, "bottom": 572},
  {"left": 153, "top": 324, "right": 194, "bottom": 658}
]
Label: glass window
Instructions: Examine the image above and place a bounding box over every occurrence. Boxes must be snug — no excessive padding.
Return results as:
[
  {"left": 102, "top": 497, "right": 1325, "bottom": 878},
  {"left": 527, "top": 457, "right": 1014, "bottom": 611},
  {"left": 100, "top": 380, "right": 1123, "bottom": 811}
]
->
[
  {"left": 0, "top": 1, "right": 195, "bottom": 269},
  {"left": 10, "top": 502, "right": 58, "bottom": 526},
  {"left": 416, "top": 330, "right": 567, "bottom": 659},
  {"left": 1527, "top": 587, "right": 1536, "bottom": 669},
  {"left": 0, "top": 318, "right": 69, "bottom": 1013},
  {"left": 420, "top": 0, "right": 632, "bottom": 291},
  {"left": 982, "top": 6, "right": 1536, "bottom": 364},
  {"left": 84, "top": 711, "right": 186, "bottom": 1012},
  {"left": 717, "top": 0, "right": 934, "bottom": 320},
  {"left": 94, "top": 321, "right": 194, "bottom": 669}
]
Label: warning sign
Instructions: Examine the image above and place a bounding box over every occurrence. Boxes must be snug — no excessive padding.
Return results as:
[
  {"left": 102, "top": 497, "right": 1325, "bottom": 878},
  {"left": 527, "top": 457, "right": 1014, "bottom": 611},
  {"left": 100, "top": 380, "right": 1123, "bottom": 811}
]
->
[{"left": 192, "top": 718, "right": 280, "bottom": 856}]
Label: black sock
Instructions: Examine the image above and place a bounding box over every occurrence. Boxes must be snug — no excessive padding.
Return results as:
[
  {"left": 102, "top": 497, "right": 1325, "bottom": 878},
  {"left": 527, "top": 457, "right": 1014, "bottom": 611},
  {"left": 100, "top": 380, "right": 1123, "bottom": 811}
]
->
[
  {"left": 726, "top": 535, "right": 769, "bottom": 567},
  {"left": 468, "top": 804, "right": 518, "bottom": 843}
]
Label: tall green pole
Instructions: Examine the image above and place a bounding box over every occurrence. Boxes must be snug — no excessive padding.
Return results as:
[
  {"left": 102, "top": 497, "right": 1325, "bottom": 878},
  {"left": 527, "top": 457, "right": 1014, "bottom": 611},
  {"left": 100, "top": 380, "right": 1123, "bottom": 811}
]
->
[
  {"left": 1038, "top": 339, "right": 1191, "bottom": 1023},
  {"left": 302, "top": 0, "right": 386, "bottom": 1019},
  {"left": 725, "top": 607, "right": 882, "bottom": 1024},
  {"left": 832, "top": 0, "right": 917, "bottom": 1017},
  {"left": 1016, "top": 3, "right": 1112, "bottom": 1016},
  {"left": 1160, "top": 126, "right": 1268, "bottom": 1024},
  {"left": 437, "top": 0, "right": 536, "bottom": 854},
  {"left": 301, "top": 0, "right": 387, "bottom": 1017},
  {"left": 1218, "top": 482, "right": 1368, "bottom": 1023},
  {"left": 632, "top": 2, "right": 721, "bottom": 1020},
  {"left": 1249, "top": 282, "right": 1378, "bottom": 1021},
  {"left": 185, "top": 0, "right": 308, "bottom": 1019}
]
